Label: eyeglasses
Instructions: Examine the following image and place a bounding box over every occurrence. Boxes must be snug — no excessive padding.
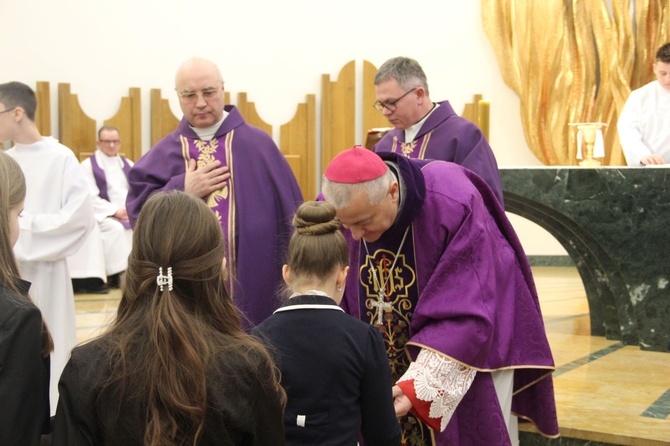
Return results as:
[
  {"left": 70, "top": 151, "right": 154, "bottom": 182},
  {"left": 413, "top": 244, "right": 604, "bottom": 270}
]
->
[
  {"left": 373, "top": 88, "right": 417, "bottom": 112},
  {"left": 99, "top": 140, "right": 121, "bottom": 145},
  {"left": 0, "top": 107, "right": 16, "bottom": 115},
  {"left": 177, "top": 87, "right": 223, "bottom": 103}
]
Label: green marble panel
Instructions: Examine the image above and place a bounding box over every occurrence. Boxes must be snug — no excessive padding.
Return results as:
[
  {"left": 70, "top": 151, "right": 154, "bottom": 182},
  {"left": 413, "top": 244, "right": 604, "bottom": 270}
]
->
[{"left": 500, "top": 167, "right": 670, "bottom": 352}]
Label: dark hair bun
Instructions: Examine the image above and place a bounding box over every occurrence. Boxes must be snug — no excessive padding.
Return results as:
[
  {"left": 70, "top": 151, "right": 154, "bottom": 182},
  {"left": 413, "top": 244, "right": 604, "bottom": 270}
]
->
[{"left": 293, "top": 201, "right": 341, "bottom": 235}]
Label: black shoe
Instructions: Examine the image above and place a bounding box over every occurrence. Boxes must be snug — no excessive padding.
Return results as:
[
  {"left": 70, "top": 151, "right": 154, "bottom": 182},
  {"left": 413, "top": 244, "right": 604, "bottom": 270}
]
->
[
  {"left": 107, "top": 272, "right": 123, "bottom": 289},
  {"left": 72, "top": 278, "right": 110, "bottom": 294}
]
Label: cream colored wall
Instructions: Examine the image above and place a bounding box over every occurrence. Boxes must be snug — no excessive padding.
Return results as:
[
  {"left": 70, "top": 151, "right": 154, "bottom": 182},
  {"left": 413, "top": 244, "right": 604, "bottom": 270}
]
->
[{"left": 0, "top": 0, "right": 565, "bottom": 256}]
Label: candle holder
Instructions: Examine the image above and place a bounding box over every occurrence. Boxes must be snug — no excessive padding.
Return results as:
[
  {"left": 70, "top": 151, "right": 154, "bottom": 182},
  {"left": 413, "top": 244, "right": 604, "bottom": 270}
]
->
[{"left": 569, "top": 122, "right": 607, "bottom": 167}]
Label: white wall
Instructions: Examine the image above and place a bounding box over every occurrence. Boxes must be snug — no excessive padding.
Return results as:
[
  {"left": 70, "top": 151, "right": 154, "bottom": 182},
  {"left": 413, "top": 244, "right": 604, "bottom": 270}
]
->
[{"left": 0, "top": 0, "right": 565, "bottom": 256}]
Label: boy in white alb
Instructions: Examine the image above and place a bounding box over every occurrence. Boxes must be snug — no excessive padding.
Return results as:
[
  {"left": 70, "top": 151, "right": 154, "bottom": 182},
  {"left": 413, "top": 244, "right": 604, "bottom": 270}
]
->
[
  {"left": 0, "top": 81, "right": 95, "bottom": 414},
  {"left": 618, "top": 42, "right": 670, "bottom": 166}
]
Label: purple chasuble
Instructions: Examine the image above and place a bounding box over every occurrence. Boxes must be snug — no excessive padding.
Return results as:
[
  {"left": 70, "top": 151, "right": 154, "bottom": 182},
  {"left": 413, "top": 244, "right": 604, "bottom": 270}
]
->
[
  {"left": 373, "top": 100, "right": 504, "bottom": 204},
  {"left": 340, "top": 153, "right": 558, "bottom": 445},
  {"left": 90, "top": 153, "right": 132, "bottom": 229},
  {"left": 126, "top": 106, "right": 303, "bottom": 327}
]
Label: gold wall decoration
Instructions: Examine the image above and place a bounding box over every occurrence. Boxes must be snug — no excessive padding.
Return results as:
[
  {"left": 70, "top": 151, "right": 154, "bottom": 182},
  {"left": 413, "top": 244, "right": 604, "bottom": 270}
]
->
[{"left": 482, "top": 0, "right": 670, "bottom": 165}]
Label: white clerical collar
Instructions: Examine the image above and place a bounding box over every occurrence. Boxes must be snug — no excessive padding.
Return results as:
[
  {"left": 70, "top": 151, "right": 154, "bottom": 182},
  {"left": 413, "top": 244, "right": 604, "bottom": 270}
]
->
[
  {"left": 404, "top": 103, "right": 439, "bottom": 142},
  {"left": 190, "top": 110, "right": 229, "bottom": 141},
  {"left": 95, "top": 149, "right": 124, "bottom": 169}
]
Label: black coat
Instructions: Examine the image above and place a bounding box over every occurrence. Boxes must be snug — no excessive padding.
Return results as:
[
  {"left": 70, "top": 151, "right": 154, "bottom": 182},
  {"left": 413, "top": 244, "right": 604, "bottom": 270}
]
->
[
  {"left": 252, "top": 294, "right": 401, "bottom": 446},
  {"left": 0, "top": 281, "right": 51, "bottom": 446},
  {"left": 51, "top": 335, "right": 285, "bottom": 445}
]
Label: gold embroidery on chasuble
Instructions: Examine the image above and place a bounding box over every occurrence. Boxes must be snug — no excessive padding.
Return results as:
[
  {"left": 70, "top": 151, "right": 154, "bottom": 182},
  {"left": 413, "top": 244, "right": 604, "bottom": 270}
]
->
[
  {"left": 361, "top": 247, "right": 430, "bottom": 446},
  {"left": 224, "top": 133, "right": 236, "bottom": 297},
  {"left": 360, "top": 248, "right": 416, "bottom": 379},
  {"left": 189, "top": 134, "right": 237, "bottom": 298},
  {"left": 395, "top": 137, "right": 418, "bottom": 157},
  {"left": 195, "top": 138, "right": 229, "bottom": 209},
  {"left": 393, "top": 132, "right": 432, "bottom": 159}
]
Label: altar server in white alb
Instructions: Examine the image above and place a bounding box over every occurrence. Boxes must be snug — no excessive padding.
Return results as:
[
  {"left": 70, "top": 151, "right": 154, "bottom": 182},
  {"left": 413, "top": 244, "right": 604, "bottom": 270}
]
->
[
  {"left": 72, "top": 126, "right": 133, "bottom": 287},
  {"left": 0, "top": 81, "right": 95, "bottom": 414},
  {"left": 618, "top": 42, "right": 670, "bottom": 166}
]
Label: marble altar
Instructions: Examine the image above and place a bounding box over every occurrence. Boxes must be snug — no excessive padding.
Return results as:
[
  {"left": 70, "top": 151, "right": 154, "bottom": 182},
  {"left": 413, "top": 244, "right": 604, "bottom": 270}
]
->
[{"left": 500, "top": 166, "right": 670, "bottom": 352}]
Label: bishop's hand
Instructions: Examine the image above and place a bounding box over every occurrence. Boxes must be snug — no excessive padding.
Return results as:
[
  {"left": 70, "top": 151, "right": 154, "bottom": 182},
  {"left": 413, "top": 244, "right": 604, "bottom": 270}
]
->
[
  {"left": 184, "top": 159, "right": 230, "bottom": 198},
  {"left": 392, "top": 385, "right": 412, "bottom": 417}
]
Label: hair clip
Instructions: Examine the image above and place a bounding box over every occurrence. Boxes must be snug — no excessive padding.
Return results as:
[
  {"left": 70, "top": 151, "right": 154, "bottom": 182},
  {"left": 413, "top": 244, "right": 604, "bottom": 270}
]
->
[{"left": 157, "top": 266, "right": 173, "bottom": 291}]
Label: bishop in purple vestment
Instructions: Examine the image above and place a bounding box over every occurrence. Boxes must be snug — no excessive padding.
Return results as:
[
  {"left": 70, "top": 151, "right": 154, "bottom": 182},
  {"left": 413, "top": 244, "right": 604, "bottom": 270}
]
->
[
  {"left": 372, "top": 56, "right": 503, "bottom": 204},
  {"left": 126, "top": 58, "right": 303, "bottom": 327},
  {"left": 321, "top": 147, "right": 558, "bottom": 446}
]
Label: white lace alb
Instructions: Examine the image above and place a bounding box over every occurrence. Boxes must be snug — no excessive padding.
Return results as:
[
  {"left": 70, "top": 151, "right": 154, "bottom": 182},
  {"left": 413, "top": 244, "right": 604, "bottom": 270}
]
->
[{"left": 397, "top": 349, "right": 476, "bottom": 431}]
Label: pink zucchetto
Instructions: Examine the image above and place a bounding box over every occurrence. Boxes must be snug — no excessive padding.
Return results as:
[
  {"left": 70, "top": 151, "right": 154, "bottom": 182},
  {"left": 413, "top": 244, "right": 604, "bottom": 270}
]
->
[{"left": 324, "top": 146, "right": 388, "bottom": 184}]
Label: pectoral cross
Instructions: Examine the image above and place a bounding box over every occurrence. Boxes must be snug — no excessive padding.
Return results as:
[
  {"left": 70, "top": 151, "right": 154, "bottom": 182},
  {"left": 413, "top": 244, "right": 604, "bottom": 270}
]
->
[{"left": 371, "top": 290, "right": 393, "bottom": 325}]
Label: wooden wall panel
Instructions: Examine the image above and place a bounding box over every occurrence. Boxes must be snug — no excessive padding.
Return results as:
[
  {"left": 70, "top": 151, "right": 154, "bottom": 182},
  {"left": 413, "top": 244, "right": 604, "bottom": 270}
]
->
[
  {"left": 236, "top": 92, "right": 272, "bottom": 137},
  {"left": 35, "top": 81, "right": 51, "bottom": 136},
  {"left": 362, "top": 60, "right": 392, "bottom": 146},
  {"left": 150, "top": 88, "right": 180, "bottom": 147},
  {"left": 59, "top": 84, "right": 143, "bottom": 162},
  {"left": 280, "top": 94, "right": 316, "bottom": 200},
  {"left": 104, "top": 87, "right": 142, "bottom": 161},
  {"left": 58, "top": 83, "right": 97, "bottom": 161},
  {"left": 320, "top": 60, "right": 355, "bottom": 173}
]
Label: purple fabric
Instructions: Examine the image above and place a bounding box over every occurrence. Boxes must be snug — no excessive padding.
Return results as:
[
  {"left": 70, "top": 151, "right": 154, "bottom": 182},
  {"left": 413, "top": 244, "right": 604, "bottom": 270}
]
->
[
  {"left": 340, "top": 153, "right": 558, "bottom": 445},
  {"left": 90, "top": 153, "right": 131, "bottom": 202},
  {"left": 90, "top": 154, "right": 132, "bottom": 230},
  {"left": 373, "top": 100, "right": 504, "bottom": 204},
  {"left": 126, "top": 106, "right": 303, "bottom": 326}
]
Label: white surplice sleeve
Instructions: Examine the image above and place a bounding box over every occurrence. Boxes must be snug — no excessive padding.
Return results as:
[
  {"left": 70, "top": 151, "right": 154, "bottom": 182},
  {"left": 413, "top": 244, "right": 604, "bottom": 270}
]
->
[
  {"left": 15, "top": 154, "right": 95, "bottom": 263},
  {"left": 617, "top": 88, "right": 653, "bottom": 166},
  {"left": 397, "top": 348, "right": 476, "bottom": 431}
]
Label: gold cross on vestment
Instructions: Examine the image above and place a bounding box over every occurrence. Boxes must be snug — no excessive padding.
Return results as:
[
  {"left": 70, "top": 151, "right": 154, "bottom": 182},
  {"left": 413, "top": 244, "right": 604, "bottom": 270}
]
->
[{"left": 371, "top": 290, "right": 393, "bottom": 325}]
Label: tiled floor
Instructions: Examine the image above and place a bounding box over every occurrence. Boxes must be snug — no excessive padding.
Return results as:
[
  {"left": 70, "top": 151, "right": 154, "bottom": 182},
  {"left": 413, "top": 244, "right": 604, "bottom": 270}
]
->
[
  {"left": 74, "top": 291, "right": 120, "bottom": 344},
  {"left": 526, "top": 267, "right": 670, "bottom": 445},
  {"left": 74, "top": 266, "right": 670, "bottom": 445}
]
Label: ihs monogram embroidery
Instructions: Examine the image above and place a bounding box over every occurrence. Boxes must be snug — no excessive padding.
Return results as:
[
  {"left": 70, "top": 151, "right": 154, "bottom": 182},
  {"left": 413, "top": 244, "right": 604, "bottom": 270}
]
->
[
  {"left": 361, "top": 245, "right": 416, "bottom": 378},
  {"left": 363, "top": 250, "right": 414, "bottom": 324}
]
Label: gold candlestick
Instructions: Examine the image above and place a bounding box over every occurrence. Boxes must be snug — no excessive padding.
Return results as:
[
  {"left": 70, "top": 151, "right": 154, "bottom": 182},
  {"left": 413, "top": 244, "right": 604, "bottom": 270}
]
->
[{"left": 569, "top": 122, "right": 606, "bottom": 167}]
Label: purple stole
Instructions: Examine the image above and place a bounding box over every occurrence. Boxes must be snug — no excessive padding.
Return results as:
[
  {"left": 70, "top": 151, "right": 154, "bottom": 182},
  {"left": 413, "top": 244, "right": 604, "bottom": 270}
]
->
[
  {"left": 90, "top": 154, "right": 132, "bottom": 229},
  {"left": 390, "top": 132, "right": 432, "bottom": 159},
  {"left": 181, "top": 134, "right": 236, "bottom": 293},
  {"left": 359, "top": 233, "right": 431, "bottom": 445}
]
